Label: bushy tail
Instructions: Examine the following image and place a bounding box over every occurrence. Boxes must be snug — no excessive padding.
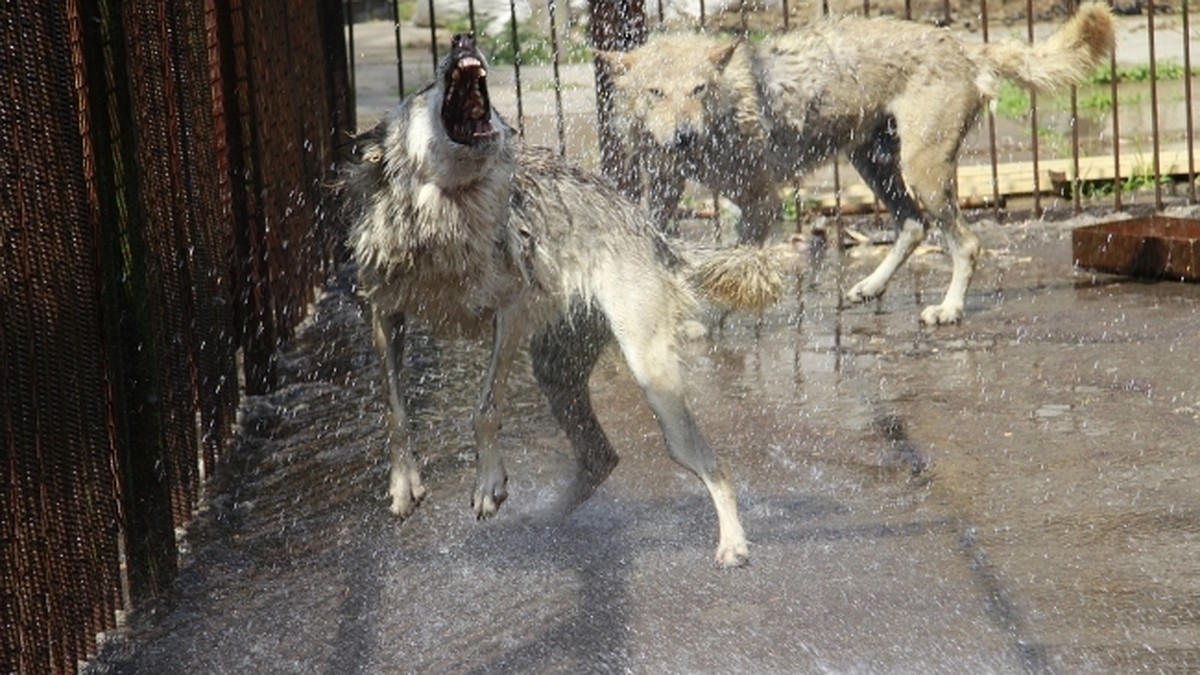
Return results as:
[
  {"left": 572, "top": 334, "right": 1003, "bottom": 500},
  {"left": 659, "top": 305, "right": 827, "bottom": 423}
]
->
[
  {"left": 681, "top": 245, "right": 793, "bottom": 312},
  {"left": 980, "top": 3, "right": 1115, "bottom": 92}
]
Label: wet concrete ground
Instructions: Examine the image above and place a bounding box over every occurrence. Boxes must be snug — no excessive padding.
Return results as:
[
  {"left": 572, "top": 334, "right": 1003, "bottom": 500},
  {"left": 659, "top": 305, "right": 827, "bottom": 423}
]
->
[{"left": 86, "top": 202, "right": 1200, "bottom": 673}]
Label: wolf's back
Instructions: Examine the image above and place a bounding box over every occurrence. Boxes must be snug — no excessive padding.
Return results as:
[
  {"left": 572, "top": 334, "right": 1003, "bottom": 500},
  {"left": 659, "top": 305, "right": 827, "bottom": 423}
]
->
[{"left": 977, "top": 3, "right": 1115, "bottom": 93}]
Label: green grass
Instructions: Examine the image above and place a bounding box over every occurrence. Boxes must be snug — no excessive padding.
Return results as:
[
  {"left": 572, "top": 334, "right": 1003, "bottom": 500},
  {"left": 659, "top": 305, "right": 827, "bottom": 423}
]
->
[
  {"left": 993, "top": 80, "right": 1033, "bottom": 119},
  {"left": 1076, "top": 165, "right": 1174, "bottom": 198},
  {"left": 1086, "top": 61, "right": 1199, "bottom": 85},
  {"left": 992, "top": 61, "right": 1199, "bottom": 120},
  {"left": 442, "top": 14, "right": 592, "bottom": 66},
  {"left": 396, "top": 0, "right": 415, "bottom": 22}
]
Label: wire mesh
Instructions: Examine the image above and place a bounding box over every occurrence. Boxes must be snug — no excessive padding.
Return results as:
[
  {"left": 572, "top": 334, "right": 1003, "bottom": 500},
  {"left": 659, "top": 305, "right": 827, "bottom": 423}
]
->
[{"left": 1, "top": 1, "right": 350, "bottom": 672}]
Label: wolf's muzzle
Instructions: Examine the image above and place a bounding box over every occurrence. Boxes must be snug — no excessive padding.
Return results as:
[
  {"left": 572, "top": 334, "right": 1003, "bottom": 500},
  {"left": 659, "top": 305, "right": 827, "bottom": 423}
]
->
[
  {"left": 441, "top": 33, "right": 497, "bottom": 146},
  {"left": 672, "top": 124, "right": 699, "bottom": 149}
]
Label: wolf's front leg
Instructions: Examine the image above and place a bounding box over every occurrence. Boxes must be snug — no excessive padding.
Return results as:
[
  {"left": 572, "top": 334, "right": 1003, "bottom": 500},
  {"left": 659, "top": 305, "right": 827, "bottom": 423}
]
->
[
  {"left": 733, "top": 188, "right": 781, "bottom": 246},
  {"left": 645, "top": 162, "right": 687, "bottom": 235},
  {"left": 919, "top": 216, "right": 981, "bottom": 325},
  {"left": 373, "top": 310, "right": 427, "bottom": 518},
  {"left": 471, "top": 311, "right": 522, "bottom": 518},
  {"left": 846, "top": 217, "right": 926, "bottom": 305},
  {"left": 530, "top": 311, "right": 619, "bottom": 516}
]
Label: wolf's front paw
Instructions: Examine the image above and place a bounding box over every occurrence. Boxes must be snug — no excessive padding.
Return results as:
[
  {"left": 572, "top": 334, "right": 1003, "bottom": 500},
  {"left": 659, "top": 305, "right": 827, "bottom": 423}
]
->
[
  {"left": 846, "top": 277, "right": 884, "bottom": 304},
  {"left": 715, "top": 540, "right": 750, "bottom": 568},
  {"left": 389, "top": 465, "right": 427, "bottom": 519},
  {"left": 471, "top": 468, "right": 508, "bottom": 519},
  {"left": 920, "top": 303, "right": 963, "bottom": 326}
]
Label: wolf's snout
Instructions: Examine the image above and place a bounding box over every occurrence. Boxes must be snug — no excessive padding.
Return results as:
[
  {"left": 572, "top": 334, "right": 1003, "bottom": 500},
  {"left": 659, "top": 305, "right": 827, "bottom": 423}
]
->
[
  {"left": 441, "top": 32, "right": 497, "bottom": 146},
  {"left": 672, "top": 125, "right": 699, "bottom": 149}
]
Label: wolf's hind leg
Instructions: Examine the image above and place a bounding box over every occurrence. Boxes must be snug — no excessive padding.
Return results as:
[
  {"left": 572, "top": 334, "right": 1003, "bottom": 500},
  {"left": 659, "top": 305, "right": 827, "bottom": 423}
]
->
[
  {"left": 917, "top": 193, "right": 980, "bottom": 325},
  {"left": 471, "top": 310, "right": 523, "bottom": 519},
  {"left": 373, "top": 311, "right": 427, "bottom": 518},
  {"left": 606, "top": 295, "right": 749, "bottom": 567},
  {"left": 890, "top": 105, "right": 982, "bottom": 324},
  {"left": 647, "top": 171, "right": 687, "bottom": 235},
  {"left": 845, "top": 126, "right": 928, "bottom": 304},
  {"left": 902, "top": 145, "right": 981, "bottom": 325},
  {"left": 530, "top": 311, "right": 620, "bottom": 514}
]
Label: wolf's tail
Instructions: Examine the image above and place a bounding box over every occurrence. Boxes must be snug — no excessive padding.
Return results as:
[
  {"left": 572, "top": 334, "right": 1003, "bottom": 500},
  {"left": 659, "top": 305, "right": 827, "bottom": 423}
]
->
[
  {"left": 681, "top": 245, "right": 793, "bottom": 312},
  {"left": 978, "top": 3, "right": 1115, "bottom": 93}
]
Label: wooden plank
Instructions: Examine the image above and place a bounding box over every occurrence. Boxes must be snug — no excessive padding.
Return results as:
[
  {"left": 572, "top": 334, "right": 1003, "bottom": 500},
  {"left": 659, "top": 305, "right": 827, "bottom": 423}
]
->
[{"left": 806, "top": 149, "right": 1195, "bottom": 211}]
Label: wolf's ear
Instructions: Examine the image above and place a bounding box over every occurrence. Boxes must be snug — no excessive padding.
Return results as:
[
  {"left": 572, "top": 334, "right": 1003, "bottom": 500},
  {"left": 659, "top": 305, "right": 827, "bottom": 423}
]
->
[
  {"left": 707, "top": 41, "right": 740, "bottom": 71},
  {"left": 595, "top": 49, "right": 637, "bottom": 75}
]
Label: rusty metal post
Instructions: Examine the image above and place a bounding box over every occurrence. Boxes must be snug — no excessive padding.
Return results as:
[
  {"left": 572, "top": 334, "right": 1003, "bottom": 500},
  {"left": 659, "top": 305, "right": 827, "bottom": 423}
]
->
[
  {"left": 1147, "top": 0, "right": 1163, "bottom": 210},
  {"left": 1110, "top": 37, "right": 1123, "bottom": 210},
  {"left": 1185, "top": 0, "right": 1197, "bottom": 204},
  {"left": 548, "top": 0, "right": 567, "bottom": 156},
  {"left": 1026, "top": 0, "right": 1042, "bottom": 217},
  {"left": 981, "top": 0, "right": 1001, "bottom": 217},
  {"left": 591, "top": 0, "right": 645, "bottom": 196}
]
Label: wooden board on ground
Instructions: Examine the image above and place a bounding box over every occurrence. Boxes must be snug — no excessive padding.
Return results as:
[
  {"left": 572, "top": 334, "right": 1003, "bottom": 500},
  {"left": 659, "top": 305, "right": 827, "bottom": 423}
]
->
[{"left": 807, "top": 149, "right": 1196, "bottom": 214}]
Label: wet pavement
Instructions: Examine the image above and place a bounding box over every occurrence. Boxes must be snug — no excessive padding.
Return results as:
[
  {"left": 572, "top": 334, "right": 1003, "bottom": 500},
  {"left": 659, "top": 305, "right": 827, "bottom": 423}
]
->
[
  {"left": 86, "top": 202, "right": 1200, "bottom": 673},
  {"left": 85, "top": 17, "right": 1200, "bottom": 674}
]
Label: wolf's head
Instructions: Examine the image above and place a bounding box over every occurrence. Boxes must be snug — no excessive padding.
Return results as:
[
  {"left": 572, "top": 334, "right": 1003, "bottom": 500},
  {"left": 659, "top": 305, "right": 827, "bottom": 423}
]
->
[
  {"left": 598, "top": 34, "right": 740, "bottom": 151},
  {"left": 391, "top": 32, "right": 513, "bottom": 188}
]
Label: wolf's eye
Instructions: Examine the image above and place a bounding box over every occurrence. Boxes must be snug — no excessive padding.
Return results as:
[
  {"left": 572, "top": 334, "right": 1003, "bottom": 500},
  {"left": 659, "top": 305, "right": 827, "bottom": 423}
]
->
[
  {"left": 691, "top": 84, "right": 707, "bottom": 96},
  {"left": 647, "top": 87, "right": 664, "bottom": 99}
]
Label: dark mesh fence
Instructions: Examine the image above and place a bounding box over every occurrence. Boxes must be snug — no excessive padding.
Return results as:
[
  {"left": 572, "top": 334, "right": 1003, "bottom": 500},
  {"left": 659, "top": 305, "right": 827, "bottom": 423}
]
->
[{"left": 0, "top": 1, "right": 351, "bottom": 672}]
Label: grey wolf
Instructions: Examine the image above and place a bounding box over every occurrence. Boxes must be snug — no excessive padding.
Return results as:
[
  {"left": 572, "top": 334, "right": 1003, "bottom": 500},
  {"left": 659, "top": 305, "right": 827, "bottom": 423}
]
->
[
  {"left": 342, "top": 34, "right": 778, "bottom": 566},
  {"left": 600, "top": 4, "right": 1115, "bottom": 324}
]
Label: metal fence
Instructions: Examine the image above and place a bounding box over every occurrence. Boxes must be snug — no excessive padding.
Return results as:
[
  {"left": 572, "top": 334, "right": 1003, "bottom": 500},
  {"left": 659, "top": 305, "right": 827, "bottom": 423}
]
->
[
  {"left": 354, "top": 0, "right": 1197, "bottom": 217},
  {"left": 1, "top": 2, "right": 351, "bottom": 673}
]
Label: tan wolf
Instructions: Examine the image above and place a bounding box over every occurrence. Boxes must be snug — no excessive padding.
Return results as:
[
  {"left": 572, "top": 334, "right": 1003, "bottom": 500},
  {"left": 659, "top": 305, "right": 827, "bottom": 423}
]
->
[
  {"left": 600, "top": 4, "right": 1115, "bottom": 324},
  {"left": 342, "top": 34, "right": 786, "bottom": 567}
]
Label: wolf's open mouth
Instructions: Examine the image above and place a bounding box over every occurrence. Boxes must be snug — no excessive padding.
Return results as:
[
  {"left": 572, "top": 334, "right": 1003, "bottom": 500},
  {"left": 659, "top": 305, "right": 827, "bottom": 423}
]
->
[{"left": 442, "top": 34, "right": 496, "bottom": 145}]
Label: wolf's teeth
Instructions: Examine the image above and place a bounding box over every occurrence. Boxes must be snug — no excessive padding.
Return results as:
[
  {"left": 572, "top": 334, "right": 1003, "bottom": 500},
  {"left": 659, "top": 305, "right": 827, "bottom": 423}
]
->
[{"left": 479, "top": 68, "right": 487, "bottom": 78}]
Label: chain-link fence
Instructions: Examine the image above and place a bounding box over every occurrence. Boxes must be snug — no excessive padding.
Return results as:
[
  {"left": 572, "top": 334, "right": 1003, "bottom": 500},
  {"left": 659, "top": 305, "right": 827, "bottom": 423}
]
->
[
  {"left": 358, "top": 0, "right": 1196, "bottom": 216},
  {"left": 1, "top": 2, "right": 351, "bottom": 672}
]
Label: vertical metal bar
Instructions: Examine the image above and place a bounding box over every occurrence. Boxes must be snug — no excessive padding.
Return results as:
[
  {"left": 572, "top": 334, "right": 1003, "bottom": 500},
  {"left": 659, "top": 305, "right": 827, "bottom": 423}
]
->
[
  {"left": 1184, "top": 0, "right": 1197, "bottom": 204},
  {"left": 548, "top": 0, "right": 566, "bottom": 156},
  {"left": 782, "top": 0, "right": 789, "bottom": 30},
  {"left": 467, "top": 0, "right": 478, "bottom": 36},
  {"left": 821, "top": 0, "right": 842, "bottom": 221},
  {"left": 1110, "top": 36, "right": 1122, "bottom": 210},
  {"left": 427, "top": 0, "right": 438, "bottom": 66},
  {"left": 393, "top": 0, "right": 405, "bottom": 96},
  {"left": 982, "top": 0, "right": 1000, "bottom": 216},
  {"left": 863, "top": 0, "right": 882, "bottom": 223},
  {"left": 508, "top": 0, "right": 525, "bottom": 136},
  {"left": 1069, "top": 0, "right": 1081, "bottom": 213},
  {"left": 1147, "top": 0, "right": 1163, "bottom": 210},
  {"left": 1026, "top": 0, "right": 1041, "bottom": 216},
  {"left": 345, "top": 0, "right": 357, "bottom": 103}
]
